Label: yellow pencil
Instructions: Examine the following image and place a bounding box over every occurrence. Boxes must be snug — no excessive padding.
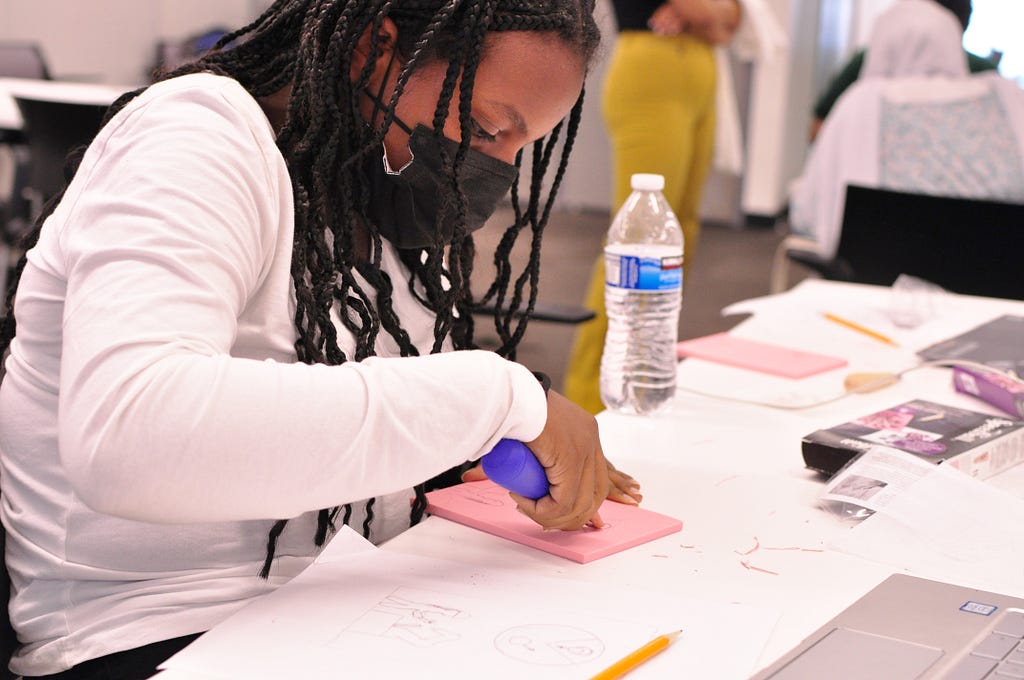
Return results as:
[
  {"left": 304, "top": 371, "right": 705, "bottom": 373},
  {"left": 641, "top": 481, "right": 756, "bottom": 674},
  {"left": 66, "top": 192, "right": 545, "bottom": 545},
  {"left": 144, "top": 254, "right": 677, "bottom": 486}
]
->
[
  {"left": 589, "top": 630, "right": 682, "bottom": 680},
  {"left": 823, "top": 312, "right": 899, "bottom": 347}
]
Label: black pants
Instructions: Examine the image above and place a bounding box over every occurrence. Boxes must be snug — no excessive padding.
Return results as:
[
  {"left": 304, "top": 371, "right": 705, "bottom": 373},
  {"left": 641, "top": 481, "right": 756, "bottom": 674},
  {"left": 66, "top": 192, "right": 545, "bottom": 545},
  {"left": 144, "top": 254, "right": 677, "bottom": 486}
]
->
[{"left": 24, "top": 634, "right": 203, "bottom": 680}]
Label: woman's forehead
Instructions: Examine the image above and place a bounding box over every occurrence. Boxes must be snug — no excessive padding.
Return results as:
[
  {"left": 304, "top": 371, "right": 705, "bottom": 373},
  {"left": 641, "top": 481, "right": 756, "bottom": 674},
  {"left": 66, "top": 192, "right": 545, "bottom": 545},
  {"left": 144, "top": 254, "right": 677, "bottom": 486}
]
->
[
  {"left": 473, "top": 32, "right": 586, "bottom": 130},
  {"left": 400, "top": 30, "right": 584, "bottom": 140}
]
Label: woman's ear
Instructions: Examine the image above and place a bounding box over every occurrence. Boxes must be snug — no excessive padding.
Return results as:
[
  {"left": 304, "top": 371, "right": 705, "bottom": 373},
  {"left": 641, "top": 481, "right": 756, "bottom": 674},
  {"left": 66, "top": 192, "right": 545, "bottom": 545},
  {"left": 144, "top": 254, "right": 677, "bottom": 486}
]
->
[{"left": 350, "top": 17, "right": 401, "bottom": 91}]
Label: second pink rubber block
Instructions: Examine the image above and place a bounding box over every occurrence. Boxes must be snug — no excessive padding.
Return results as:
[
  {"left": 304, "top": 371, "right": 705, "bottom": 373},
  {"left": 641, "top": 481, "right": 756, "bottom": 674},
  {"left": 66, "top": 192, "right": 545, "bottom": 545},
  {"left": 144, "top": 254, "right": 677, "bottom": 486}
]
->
[{"left": 676, "top": 332, "right": 848, "bottom": 379}]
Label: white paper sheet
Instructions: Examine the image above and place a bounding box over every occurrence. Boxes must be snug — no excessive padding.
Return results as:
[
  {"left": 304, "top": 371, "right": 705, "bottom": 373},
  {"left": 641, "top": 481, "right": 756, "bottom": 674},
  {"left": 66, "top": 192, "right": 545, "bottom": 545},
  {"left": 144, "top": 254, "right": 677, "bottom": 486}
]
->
[
  {"left": 724, "top": 279, "right": 1019, "bottom": 358},
  {"left": 160, "top": 527, "right": 778, "bottom": 679},
  {"left": 829, "top": 462, "right": 1024, "bottom": 595},
  {"left": 820, "top": 446, "right": 937, "bottom": 513},
  {"left": 687, "top": 280, "right": 1024, "bottom": 413}
]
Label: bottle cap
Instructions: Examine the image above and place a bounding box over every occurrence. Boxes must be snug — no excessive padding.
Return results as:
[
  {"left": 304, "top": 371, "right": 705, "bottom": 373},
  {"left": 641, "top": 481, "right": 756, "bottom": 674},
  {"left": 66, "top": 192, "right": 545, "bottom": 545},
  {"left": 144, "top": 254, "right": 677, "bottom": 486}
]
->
[{"left": 630, "top": 173, "right": 665, "bottom": 192}]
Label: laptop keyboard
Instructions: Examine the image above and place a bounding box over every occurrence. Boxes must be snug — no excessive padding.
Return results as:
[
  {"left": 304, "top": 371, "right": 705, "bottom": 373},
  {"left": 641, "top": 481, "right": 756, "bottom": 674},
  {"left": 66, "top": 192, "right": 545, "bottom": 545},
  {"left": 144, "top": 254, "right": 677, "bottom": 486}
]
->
[{"left": 946, "top": 610, "right": 1024, "bottom": 679}]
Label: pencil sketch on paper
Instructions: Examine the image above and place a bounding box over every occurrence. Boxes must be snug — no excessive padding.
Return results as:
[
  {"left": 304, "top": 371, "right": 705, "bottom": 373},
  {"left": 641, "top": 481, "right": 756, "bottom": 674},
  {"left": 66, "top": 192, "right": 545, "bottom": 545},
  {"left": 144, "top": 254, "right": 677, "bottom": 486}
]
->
[
  {"left": 452, "top": 484, "right": 507, "bottom": 506},
  {"left": 342, "top": 588, "right": 469, "bottom": 647},
  {"left": 494, "top": 624, "right": 605, "bottom": 666}
]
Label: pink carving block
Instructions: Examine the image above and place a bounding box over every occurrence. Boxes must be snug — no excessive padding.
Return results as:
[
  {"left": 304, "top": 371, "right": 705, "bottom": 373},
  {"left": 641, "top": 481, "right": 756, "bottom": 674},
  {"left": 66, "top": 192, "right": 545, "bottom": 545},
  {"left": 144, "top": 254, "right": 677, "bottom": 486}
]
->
[{"left": 425, "top": 480, "right": 683, "bottom": 564}]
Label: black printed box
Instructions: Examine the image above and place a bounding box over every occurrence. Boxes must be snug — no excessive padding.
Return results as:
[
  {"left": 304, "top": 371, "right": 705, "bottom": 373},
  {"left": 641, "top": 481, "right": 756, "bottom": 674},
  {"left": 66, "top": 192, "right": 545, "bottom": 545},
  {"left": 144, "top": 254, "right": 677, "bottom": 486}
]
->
[{"left": 801, "top": 399, "right": 1024, "bottom": 479}]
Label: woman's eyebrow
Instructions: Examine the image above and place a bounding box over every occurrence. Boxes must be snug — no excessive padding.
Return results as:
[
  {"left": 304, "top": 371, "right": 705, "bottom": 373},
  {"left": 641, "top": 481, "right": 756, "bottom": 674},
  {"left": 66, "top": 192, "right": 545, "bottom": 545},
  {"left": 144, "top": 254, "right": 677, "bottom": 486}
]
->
[{"left": 486, "top": 100, "right": 528, "bottom": 136}]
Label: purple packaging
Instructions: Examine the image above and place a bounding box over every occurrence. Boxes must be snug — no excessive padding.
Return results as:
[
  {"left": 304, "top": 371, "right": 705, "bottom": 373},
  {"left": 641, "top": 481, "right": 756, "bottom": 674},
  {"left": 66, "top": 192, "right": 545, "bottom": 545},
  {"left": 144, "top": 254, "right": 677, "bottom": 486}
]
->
[{"left": 952, "top": 365, "right": 1024, "bottom": 419}]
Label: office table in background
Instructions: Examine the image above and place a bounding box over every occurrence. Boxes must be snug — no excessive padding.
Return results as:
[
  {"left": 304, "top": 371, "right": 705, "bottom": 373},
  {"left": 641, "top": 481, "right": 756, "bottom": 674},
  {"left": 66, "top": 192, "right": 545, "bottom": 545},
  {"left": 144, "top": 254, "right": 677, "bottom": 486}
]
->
[{"left": 0, "top": 77, "right": 127, "bottom": 132}]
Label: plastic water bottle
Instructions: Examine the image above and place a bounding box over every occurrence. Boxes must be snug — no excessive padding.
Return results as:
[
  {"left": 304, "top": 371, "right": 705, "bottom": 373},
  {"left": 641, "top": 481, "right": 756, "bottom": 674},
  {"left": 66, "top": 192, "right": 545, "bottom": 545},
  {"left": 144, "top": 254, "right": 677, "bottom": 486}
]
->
[{"left": 600, "top": 173, "right": 684, "bottom": 415}]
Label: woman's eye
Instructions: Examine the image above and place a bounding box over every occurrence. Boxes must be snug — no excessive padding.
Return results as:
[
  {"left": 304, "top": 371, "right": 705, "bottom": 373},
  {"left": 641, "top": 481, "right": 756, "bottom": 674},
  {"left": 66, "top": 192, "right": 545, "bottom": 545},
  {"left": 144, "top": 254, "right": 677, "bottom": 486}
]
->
[{"left": 470, "top": 118, "right": 497, "bottom": 142}]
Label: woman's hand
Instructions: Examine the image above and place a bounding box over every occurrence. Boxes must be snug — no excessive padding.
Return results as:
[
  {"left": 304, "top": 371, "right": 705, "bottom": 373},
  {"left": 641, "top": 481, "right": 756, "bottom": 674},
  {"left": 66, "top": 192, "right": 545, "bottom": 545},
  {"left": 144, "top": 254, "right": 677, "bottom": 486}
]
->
[
  {"left": 666, "top": 0, "right": 742, "bottom": 45},
  {"left": 461, "top": 391, "right": 642, "bottom": 529},
  {"left": 648, "top": 3, "right": 687, "bottom": 36},
  {"left": 606, "top": 460, "right": 642, "bottom": 506},
  {"left": 461, "top": 457, "right": 642, "bottom": 507}
]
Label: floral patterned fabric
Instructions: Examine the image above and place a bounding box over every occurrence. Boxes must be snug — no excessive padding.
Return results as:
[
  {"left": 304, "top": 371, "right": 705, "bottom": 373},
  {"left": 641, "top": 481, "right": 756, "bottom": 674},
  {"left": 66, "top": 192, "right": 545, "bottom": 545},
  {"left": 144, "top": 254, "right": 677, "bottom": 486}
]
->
[{"left": 880, "top": 87, "right": 1024, "bottom": 203}]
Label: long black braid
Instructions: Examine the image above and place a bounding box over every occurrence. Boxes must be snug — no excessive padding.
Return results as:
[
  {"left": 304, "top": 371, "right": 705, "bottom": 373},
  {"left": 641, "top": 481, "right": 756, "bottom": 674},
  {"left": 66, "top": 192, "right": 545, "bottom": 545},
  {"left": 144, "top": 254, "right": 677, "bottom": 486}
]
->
[{"left": 0, "top": 0, "right": 600, "bottom": 578}]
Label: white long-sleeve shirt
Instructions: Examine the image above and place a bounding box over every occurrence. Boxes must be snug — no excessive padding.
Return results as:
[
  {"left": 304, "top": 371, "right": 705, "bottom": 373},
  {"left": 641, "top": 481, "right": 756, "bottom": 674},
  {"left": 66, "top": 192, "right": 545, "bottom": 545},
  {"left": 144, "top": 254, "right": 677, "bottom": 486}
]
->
[{"left": 0, "top": 73, "right": 547, "bottom": 676}]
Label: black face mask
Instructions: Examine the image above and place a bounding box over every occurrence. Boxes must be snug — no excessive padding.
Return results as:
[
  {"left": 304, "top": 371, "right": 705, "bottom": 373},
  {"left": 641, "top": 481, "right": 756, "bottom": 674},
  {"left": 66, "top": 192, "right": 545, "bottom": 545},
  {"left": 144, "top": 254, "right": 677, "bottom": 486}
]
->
[{"left": 362, "top": 117, "right": 519, "bottom": 250}]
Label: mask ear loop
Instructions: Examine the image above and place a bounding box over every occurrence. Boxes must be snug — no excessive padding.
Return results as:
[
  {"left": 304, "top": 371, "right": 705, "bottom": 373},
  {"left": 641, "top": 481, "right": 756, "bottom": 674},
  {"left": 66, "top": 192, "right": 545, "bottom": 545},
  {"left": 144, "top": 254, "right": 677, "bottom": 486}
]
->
[
  {"left": 367, "top": 48, "right": 414, "bottom": 135},
  {"left": 365, "top": 48, "right": 415, "bottom": 174}
]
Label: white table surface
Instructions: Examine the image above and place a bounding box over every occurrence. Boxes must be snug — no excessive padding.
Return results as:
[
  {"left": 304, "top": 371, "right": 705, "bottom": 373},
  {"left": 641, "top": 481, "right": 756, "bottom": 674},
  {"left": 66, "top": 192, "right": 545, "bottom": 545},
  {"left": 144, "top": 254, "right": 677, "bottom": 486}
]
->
[
  {"left": 0, "top": 77, "right": 130, "bottom": 131},
  {"left": 382, "top": 279, "right": 1024, "bottom": 676}
]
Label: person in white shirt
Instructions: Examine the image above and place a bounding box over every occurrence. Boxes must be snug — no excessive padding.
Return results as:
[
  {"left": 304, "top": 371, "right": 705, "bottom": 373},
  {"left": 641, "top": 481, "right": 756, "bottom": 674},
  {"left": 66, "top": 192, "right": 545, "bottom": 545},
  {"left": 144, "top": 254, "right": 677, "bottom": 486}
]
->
[
  {"left": 0, "top": 1, "right": 642, "bottom": 677},
  {"left": 789, "top": 0, "right": 1024, "bottom": 260}
]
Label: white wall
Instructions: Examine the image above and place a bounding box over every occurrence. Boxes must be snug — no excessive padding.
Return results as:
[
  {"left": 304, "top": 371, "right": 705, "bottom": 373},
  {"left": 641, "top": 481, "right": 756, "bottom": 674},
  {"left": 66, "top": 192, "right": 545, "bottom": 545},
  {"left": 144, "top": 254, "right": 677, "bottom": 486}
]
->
[
  {"left": 0, "top": 0, "right": 830, "bottom": 223},
  {"left": 557, "top": 0, "right": 831, "bottom": 223},
  {"left": 0, "top": 0, "right": 265, "bottom": 85},
  {"left": 815, "top": 0, "right": 856, "bottom": 95},
  {"left": 157, "top": 0, "right": 268, "bottom": 41},
  {"left": 553, "top": 0, "right": 614, "bottom": 216},
  {"left": 965, "top": 0, "right": 1024, "bottom": 85},
  {"left": 740, "top": 0, "right": 818, "bottom": 219},
  {"left": 558, "top": 0, "right": 903, "bottom": 223}
]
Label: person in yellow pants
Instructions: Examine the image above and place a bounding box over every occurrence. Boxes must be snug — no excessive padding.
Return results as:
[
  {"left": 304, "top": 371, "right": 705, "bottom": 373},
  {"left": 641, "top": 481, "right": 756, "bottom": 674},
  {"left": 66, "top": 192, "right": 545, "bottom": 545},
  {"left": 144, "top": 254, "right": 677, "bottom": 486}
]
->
[{"left": 564, "top": 0, "right": 739, "bottom": 415}]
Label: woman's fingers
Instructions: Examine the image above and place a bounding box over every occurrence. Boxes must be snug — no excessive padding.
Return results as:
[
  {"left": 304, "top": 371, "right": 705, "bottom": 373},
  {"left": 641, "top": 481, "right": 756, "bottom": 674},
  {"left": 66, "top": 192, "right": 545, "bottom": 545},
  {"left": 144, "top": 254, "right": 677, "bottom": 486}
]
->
[
  {"left": 460, "top": 464, "right": 488, "bottom": 483},
  {"left": 608, "top": 467, "right": 642, "bottom": 505},
  {"left": 516, "top": 454, "right": 602, "bottom": 530}
]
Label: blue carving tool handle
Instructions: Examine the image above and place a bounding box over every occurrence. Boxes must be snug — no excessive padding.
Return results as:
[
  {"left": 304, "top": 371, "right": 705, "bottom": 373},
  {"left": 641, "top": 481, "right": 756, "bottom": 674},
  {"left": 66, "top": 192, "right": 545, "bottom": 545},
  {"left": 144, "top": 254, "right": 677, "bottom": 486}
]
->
[{"left": 479, "top": 439, "right": 549, "bottom": 500}]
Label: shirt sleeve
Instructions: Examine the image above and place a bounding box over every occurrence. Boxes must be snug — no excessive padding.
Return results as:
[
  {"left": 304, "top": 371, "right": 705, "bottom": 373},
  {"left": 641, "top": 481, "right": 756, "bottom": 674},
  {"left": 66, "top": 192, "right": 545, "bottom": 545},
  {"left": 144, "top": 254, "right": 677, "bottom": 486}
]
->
[{"left": 54, "top": 79, "right": 548, "bottom": 524}]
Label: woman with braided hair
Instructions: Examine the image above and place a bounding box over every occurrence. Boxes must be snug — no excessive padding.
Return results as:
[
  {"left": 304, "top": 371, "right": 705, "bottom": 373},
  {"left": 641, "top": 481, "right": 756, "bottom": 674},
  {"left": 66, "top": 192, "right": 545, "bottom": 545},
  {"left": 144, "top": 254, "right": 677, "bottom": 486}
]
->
[{"left": 0, "top": 1, "right": 642, "bottom": 677}]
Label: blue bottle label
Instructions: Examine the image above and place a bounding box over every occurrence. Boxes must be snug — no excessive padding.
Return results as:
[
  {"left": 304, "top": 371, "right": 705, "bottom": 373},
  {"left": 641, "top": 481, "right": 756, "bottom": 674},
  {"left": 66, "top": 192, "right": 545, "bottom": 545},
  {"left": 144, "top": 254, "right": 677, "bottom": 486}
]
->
[{"left": 605, "top": 247, "right": 683, "bottom": 291}]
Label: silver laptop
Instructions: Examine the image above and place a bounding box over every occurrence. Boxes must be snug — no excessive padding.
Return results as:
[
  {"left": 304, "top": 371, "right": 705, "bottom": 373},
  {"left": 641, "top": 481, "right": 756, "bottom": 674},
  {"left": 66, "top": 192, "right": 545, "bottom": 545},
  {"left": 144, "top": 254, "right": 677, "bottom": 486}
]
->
[{"left": 751, "top": 574, "right": 1024, "bottom": 680}]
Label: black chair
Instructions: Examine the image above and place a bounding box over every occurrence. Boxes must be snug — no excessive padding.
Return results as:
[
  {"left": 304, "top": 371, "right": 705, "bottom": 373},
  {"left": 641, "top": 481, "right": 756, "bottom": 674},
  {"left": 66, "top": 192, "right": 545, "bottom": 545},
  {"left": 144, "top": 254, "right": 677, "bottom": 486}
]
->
[
  {"left": 0, "top": 42, "right": 49, "bottom": 147},
  {"left": 784, "top": 185, "right": 1024, "bottom": 300},
  {"left": 0, "top": 43, "right": 52, "bottom": 297},
  {"left": 474, "top": 300, "right": 595, "bottom": 325},
  {"left": 0, "top": 43, "right": 50, "bottom": 81},
  {"left": 0, "top": 41, "right": 50, "bottom": 226},
  {"left": 0, "top": 142, "right": 32, "bottom": 243},
  {"left": 13, "top": 96, "right": 107, "bottom": 218},
  {"left": 1, "top": 96, "right": 105, "bottom": 299}
]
